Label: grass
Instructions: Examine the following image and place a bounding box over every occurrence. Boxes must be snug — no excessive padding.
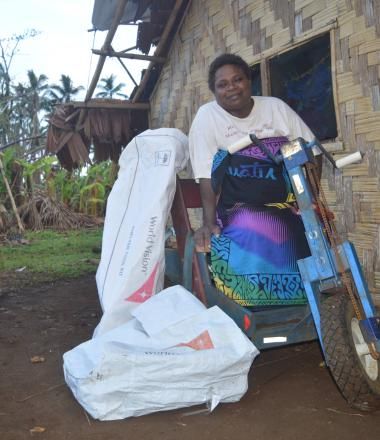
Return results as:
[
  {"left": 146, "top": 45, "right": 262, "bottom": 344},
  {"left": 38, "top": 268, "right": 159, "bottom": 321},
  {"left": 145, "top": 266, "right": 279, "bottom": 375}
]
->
[{"left": 0, "top": 228, "right": 103, "bottom": 286}]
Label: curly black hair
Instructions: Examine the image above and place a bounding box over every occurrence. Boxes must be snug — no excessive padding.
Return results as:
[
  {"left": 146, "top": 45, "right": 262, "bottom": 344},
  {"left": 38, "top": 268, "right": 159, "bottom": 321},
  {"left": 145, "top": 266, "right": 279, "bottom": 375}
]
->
[{"left": 208, "top": 53, "right": 251, "bottom": 92}]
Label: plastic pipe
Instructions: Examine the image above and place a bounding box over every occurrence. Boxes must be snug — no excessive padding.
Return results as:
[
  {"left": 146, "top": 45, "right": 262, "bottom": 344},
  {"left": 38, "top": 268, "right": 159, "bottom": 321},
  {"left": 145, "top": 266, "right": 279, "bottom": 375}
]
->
[{"left": 335, "top": 151, "right": 363, "bottom": 169}]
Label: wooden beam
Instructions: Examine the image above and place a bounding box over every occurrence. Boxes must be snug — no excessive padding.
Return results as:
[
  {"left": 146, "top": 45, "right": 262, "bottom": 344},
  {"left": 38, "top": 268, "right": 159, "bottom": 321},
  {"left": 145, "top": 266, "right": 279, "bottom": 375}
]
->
[
  {"left": 120, "top": 45, "right": 137, "bottom": 52},
  {"left": 71, "top": 101, "right": 150, "bottom": 110},
  {"left": 132, "top": 0, "right": 185, "bottom": 103},
  {"left": 260, "top": 59, "right": 270, "bottom": 96},
  {"left": 330, "top": 28, "right": 342, "bottom": 142},
  {"left": 76, "top": 0, "right": 128, "bottom": 130},
  {"left": 92, "top": 49, "right": 166, "bottom": 64},
  {"left": 116, "top": 57, "right": 138, "bottom": 87},
  {"left": 0, "top": 135, "right": 45, "bottom": 152},
  {"left": 84, "top": 0, "right": 128, "bottom": 102}
]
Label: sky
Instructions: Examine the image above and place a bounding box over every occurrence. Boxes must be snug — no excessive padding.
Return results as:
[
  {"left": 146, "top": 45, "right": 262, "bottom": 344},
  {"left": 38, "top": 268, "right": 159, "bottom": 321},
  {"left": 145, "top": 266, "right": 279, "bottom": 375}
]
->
[{"left": 0, "top": 0, "right": 148, "bottom": 98}]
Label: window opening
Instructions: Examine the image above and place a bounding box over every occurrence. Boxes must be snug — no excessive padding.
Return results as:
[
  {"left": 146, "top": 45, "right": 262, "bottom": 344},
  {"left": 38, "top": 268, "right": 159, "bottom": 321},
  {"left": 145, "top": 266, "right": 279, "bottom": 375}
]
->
[{"left": 269, "top": 33, "right": 337, "bottom": 141}]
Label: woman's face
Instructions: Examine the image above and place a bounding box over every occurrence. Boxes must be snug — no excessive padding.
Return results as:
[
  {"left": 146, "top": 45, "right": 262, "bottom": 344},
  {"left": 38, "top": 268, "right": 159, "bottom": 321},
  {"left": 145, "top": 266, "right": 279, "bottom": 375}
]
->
[{"left": 213, "top": 64, "right": 252, "bottom": 117}]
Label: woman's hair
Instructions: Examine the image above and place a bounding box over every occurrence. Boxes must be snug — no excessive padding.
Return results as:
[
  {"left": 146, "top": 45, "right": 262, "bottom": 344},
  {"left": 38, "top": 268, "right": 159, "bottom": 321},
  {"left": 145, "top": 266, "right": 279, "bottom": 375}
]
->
[{"left": 208, "top": 53, "right": 251, "bottom": 92}]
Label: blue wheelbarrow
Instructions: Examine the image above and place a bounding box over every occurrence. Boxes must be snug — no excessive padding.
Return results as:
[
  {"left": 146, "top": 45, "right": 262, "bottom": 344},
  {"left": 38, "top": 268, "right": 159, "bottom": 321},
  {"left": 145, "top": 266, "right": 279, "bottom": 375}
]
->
[{"left": 165, "top": 136, "right": 380, "bottom": 411}]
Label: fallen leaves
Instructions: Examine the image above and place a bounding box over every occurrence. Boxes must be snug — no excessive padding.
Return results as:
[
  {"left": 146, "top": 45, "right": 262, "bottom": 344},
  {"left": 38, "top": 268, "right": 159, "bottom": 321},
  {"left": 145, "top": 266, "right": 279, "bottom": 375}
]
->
[
  {"left": 15, "top": 266, "right": 27, "bottom": 272},
  {"left": 30, "top": 356, "right": 45, "bottom": 364},
  {"left": 30, "top": 426, "right": 46, "bottom": 434}
]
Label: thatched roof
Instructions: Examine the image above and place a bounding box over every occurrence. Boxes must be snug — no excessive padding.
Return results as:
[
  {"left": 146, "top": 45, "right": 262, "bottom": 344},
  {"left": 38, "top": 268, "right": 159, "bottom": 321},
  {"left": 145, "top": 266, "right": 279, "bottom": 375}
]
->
[{"left": 46, "top": 100, "right": 148, "bottom": 169}]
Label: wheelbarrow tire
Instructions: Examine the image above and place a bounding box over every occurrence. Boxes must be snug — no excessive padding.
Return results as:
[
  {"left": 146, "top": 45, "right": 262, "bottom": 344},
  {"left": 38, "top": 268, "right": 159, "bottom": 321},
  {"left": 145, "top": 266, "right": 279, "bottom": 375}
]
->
[{"left": 321, "top": 293, "right": 380, "bottom": 412}]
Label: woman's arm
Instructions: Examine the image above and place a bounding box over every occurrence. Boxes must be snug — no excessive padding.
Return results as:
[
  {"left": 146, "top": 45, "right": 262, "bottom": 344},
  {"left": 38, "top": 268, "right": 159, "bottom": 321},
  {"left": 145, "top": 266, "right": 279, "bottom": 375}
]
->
[
  {"left": 188, "top": 106, "right": 221, "bottom": 251},
  {"left": 194, "top": 178, "right": 220, "bottom": 252}
]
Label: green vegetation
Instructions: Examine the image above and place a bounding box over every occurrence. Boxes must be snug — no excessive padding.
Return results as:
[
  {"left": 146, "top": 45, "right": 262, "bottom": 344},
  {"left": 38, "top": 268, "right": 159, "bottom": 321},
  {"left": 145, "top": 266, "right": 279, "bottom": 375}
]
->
[
  {"left": 95, "top": 74, "right": 128, "bottom": 99},
  {"left": 0, "top": 150, "right": 115, "bottom": 231},
  {"left": 0, "top": 32, "right": 126, "bottom": 287},
  {"left": 0, "top": 228, "right": 103, "bottom": 284}
]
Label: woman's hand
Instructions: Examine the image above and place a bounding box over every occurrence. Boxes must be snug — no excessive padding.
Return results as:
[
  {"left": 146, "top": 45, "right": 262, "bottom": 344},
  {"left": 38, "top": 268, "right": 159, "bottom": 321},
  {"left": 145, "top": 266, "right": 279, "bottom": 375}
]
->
[{"left": 194, "top": 224, "right": 221, "bottom": 252}]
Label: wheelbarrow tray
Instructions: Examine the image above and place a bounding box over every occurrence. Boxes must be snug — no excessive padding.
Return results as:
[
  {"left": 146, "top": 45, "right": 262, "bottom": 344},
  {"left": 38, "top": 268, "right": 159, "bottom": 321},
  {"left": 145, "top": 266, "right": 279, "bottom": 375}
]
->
[{"left": 166, "top": 177, "right": 317, "bottom": 350}]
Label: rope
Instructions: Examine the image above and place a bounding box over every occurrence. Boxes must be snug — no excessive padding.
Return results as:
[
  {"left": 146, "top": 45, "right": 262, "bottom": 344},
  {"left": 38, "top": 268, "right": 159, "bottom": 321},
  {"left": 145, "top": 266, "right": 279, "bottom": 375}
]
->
[{"left": 305, "top": 162, "right": 379, "bottom": 360}]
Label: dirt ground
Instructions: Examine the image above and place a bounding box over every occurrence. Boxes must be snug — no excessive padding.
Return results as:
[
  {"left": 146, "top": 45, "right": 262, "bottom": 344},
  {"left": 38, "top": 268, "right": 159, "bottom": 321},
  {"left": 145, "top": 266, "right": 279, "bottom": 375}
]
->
[{"left": 1, "top": 274, "right": 380, "bottom": 440}]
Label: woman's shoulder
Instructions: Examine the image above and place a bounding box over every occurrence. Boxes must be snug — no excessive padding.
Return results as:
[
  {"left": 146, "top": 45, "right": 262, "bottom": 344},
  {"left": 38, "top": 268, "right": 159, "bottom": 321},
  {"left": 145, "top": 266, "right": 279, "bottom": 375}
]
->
[
  {"left": 254, "top": 96, "right": 287, "bottom": 107},
  {"left": 196, "top": 100, "right": 219, "bottom": 114},
  {"left": 192, "top": 101, "right": 225, "bottom": 126},
  {"left": 254, "top": 96, "right": 297, "bottom": 118}
]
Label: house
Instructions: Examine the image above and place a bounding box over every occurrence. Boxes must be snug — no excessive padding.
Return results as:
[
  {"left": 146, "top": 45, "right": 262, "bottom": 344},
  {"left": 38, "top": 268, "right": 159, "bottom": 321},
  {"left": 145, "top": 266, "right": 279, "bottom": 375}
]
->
[
  {"left": 149, "top": 0, "right": 380, "bottom": 302},
  {"left": 52, "top": 0, "right": 380, "bottom": 302}
]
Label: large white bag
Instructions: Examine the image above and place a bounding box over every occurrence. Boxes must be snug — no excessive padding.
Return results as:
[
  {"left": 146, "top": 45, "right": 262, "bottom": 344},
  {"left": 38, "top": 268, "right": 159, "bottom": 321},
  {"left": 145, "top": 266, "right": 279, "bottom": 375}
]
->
[
  {"left": 95, "top": 128, "right": 189, "bottom": 336},
  {"left": 63, "top": 286, "right": 259, "bottom": 420}
]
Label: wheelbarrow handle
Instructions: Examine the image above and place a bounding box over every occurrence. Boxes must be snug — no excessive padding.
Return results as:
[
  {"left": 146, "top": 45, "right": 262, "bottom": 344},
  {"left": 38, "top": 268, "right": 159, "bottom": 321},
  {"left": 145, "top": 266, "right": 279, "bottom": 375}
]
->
[
  {"left": 227, "top": 134, "right": 363, "bottom": 169},
  {"left": 226, "top": 134, "right": 281, "bottom": 164}
]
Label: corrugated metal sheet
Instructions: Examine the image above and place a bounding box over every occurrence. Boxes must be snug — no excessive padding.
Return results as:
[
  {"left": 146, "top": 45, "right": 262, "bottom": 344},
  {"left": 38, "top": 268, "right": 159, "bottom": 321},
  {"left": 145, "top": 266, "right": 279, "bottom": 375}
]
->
[
  {"left": 92, "top": 0, "right": 147, "bottom": 31},
  {"left": 92, "top": 0, "right": 177, "bottom": 54}
]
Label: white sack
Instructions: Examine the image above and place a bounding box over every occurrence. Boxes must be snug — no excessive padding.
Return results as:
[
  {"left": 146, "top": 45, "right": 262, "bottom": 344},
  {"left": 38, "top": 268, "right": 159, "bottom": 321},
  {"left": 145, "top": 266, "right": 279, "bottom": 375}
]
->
[
  {"left": 95, "top": 128, "right": 189, "bottom": 336},
  {"left": 63, "top": 286, "right": 259, "bottom": 421}
]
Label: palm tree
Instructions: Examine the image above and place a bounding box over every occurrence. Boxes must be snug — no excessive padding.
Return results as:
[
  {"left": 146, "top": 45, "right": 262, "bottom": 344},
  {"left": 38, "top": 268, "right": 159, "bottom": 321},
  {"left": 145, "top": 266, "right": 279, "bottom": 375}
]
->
[
  {"left": 12, "top": 82, "right": 29, "bottom": 140},
  {"left": 25, "top": 70, "right": 49, "bottom": 138},
  {"left": 0, "top": 62, "right": 11, "bottom": 97},
  {"left": 95, "top": 74, "right": 128, "bottom": 99},
  {"left": 0, "top": 31, "right": 40, "bottom": 144},
  {"left": 49, "top": 74, "right": 84, "bottom": 104},
  {"left": 10, "top": 70, "right": 50, "bottom": 154},
  {"left": 0, "top": 63, "right": 13, "bottom": 144}
]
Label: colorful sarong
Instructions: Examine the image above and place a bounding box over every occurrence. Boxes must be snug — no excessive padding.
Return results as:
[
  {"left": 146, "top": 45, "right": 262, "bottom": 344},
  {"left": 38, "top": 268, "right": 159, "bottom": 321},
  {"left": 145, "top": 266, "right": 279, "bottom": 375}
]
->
[{"left": 210, "top": 137, "right": 310, "bottom": 306}]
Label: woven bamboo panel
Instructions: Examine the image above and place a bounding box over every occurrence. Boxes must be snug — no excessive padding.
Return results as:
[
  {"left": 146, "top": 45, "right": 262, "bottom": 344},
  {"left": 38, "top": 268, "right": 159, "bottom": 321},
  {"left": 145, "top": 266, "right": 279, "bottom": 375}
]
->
[{"left": 149, "top": 0, "right": 380, "bottom": 303}]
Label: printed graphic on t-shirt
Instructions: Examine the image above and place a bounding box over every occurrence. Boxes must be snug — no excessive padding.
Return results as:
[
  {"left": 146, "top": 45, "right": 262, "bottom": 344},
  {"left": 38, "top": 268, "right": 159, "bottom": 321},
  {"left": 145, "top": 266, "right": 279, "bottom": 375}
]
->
[
  {"left": 224, "top": 125, "right": 248, "bottom": 139},
  {"left": 224, "top": 125, "right": 241, "bottom": 138}
]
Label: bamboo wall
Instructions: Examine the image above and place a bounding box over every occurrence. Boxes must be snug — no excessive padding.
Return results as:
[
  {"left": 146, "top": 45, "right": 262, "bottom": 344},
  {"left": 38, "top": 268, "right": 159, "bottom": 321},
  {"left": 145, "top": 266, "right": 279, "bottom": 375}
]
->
[{"left": 149, "top": 0, "right": 380, "bottom": 303}]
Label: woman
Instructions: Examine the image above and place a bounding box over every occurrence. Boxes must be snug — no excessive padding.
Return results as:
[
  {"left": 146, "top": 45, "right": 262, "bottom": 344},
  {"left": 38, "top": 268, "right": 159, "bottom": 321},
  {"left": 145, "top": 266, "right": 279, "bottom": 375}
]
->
[{"left": 189, "top": 53, "right": 321, "bottom": 306}]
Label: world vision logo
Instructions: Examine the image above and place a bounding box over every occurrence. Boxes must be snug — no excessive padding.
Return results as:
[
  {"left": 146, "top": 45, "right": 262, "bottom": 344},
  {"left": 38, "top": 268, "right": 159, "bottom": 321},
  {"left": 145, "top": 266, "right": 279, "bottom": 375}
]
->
[
  {"left": 125, "top": 263, "right": 159, "bottom": 303},
  {"left": 155, "top": 150, "right": 171, "bottom": 166},
  {"left": 176, "top": 330, "right": 214, "bottom": 351}
]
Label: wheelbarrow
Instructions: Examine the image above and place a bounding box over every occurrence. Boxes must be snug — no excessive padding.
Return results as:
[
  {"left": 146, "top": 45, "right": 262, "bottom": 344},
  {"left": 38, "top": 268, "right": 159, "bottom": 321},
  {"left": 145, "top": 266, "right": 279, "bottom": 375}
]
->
[{"left": 165, "top": 136, "right": 380, "bottom": 411}]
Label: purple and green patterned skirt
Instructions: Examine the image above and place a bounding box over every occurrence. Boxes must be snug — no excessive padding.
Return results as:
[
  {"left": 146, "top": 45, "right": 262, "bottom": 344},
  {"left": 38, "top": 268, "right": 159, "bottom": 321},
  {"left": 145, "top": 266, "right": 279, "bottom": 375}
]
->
[{"left": 210, "top": 137, "right": 310, "bottom": 306}]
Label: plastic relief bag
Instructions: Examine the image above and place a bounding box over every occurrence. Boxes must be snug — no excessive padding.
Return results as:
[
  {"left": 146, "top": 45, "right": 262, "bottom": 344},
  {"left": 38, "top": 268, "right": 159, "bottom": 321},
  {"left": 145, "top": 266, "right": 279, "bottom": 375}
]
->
[
  {"left": 94, "top": 128, "right": 189, "bottom": 336},
  {"left": 63, "top": 285, "right": 259, "bottom": 420}
]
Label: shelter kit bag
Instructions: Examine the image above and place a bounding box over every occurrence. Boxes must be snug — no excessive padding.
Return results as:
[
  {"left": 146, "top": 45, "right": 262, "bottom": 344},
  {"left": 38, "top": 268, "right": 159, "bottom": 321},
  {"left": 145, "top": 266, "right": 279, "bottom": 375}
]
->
[
  {"left": 94, "top": 128, "right": 189, "bottom": 336},
  {"left": 63, "top": 285, "right": 259, "bottom": 420}
]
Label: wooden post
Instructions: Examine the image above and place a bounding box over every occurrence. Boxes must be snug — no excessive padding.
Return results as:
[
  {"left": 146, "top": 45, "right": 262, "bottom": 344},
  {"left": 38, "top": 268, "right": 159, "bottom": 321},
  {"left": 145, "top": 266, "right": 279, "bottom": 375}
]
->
[
  {"left": 85, "top": 0, "right": 128, "bottom": 102},
  {"left": 132, "top": 0, "right": 185, "bottom": 103},
  {"left": 76, "top": 0, "right": 129, "bottom": 131},
  {"left": 0, "top": 154, "right": 24, "bottom": 233},
  {"left": 91, "top": 49, "right": 166, "bottom": 64}
]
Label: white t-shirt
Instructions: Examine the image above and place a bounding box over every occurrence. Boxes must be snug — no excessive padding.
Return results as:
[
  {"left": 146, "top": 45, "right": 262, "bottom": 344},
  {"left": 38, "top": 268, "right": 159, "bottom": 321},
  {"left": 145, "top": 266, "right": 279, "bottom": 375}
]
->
[{"left": 189, "top": 96, "right": 315, "bottom": 179}]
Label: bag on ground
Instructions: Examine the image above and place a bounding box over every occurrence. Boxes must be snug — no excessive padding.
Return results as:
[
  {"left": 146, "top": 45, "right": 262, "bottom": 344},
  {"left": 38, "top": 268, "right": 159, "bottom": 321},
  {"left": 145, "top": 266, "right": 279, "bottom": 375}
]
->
[{"left": 63, "top": 285, "right": 259, "bottom": 420}]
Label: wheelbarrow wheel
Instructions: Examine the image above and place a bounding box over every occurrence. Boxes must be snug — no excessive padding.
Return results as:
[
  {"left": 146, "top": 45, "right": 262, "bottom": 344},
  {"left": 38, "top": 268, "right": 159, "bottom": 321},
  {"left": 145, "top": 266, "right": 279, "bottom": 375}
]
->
[{"left": 321, "top": 293, "right": 380, "bottom": 411}]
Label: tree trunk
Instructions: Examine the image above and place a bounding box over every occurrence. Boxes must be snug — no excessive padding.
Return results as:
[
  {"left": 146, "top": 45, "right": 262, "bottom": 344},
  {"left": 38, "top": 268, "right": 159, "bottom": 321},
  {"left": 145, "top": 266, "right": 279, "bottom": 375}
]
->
[{"left": 0, "top": 154, "right": 24, "bottom": 232}]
